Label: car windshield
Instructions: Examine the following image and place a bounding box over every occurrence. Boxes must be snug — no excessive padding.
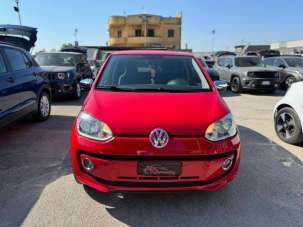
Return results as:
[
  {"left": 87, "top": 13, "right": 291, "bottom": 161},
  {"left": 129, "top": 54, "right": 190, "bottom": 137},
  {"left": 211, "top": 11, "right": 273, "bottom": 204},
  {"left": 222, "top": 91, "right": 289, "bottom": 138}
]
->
[
  {"left": 85, "top": 48, "right": 97, "bottom": 60},
  {"left": 97, "top": 55, "right": 211, "bottom": 92},
  {"left": 35, "top": 53, "right": 81, "bottom": 66},
  {"left": 284, "top": 57, "right": 303, "bottom": 67},
  {"left": 235, "top": 57, "right": 263, "bottom": 67}
]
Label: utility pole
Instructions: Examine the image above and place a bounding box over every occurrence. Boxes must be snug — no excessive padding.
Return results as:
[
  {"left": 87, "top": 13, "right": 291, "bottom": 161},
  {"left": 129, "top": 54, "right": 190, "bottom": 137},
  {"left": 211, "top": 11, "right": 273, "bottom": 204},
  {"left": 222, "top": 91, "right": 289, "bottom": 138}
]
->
[
  {"left": 74, "top": 28, "right": 78, "bottom": 47},
  {"left": 211, "top": 29, "right": 216, "bottom": 55},
  {"left": 14, "top": 0, "right": 22, "bottom": 25}
]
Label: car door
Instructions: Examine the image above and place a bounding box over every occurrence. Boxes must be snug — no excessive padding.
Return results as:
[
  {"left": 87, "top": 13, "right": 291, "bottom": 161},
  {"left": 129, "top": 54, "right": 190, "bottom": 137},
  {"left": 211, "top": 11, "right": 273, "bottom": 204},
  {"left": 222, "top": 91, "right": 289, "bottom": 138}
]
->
[
  {"left": 215, "top": 58, "right": 227, "bottom": 81},
  {"left": 217, "top": 57, "right": 232, "bottom": 82},
  {"left": 222, "top": 57, "right": 234, "bottom": 82},
  {"left": 0, "top": 49, "right": 23, "bottom": 126},
  {"left": 274, "top": 58, "right": 288, "bottom": 82},
  {"left": 3, "top": 47, "right": 38, "bottom": 116},
  {"left": 0, "top": 48, "right": 14, "bottom": 122}
]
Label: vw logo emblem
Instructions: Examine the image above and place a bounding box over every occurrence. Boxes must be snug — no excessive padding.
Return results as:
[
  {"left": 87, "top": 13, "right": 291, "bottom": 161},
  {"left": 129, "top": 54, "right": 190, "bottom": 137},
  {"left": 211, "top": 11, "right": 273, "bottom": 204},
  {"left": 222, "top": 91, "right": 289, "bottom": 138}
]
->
[{"left": 149, "top": 128, "right": 169, "bottom": 148}]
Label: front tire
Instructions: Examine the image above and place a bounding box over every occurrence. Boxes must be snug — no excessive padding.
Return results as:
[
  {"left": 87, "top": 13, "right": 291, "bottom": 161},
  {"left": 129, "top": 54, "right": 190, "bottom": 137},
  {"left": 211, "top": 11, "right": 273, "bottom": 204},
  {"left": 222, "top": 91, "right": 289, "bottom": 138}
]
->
[
  {"left": 275, "top": 107, "right": 303, "bottom": 144},
  {"left": 33, "top": 91, "right": 51, "bottom": 121},
  {"left": 230, "top": 77, "right": 242, "bottom": 93},
  {"left": 284, "top": 76, "right": 296, "bottom": 90},
  {"left": 73, "top": 82, "right": 82, "bottom": 99}
]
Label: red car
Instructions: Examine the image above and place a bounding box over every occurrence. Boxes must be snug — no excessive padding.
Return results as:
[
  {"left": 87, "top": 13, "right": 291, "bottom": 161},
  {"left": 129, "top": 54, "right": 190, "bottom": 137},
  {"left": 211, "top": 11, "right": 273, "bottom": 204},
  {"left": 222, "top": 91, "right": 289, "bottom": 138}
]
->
[{"left": 70, "top": 50, "right": 241, "bottom": 192}]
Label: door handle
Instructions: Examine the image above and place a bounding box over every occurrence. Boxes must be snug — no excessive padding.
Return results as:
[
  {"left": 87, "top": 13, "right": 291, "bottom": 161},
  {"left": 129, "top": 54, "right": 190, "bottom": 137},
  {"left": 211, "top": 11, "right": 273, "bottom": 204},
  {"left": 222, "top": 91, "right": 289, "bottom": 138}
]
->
[{"left": 6, "top": 77, "right": 15, "bottom": 83}]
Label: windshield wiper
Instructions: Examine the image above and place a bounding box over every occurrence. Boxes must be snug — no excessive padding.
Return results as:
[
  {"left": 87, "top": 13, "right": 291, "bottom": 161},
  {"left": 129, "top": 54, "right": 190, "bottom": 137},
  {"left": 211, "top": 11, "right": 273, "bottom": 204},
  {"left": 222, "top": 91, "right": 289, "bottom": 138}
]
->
[{"left": 97, "top": 85, "right": 135, "bottom": 91}]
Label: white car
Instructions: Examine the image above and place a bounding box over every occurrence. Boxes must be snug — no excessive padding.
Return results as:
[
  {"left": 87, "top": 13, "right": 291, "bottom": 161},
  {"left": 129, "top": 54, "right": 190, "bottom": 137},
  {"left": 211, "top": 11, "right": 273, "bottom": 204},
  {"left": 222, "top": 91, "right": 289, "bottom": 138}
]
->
[{"left": 274, "top": 81, "right": 303, "bottom": 144}]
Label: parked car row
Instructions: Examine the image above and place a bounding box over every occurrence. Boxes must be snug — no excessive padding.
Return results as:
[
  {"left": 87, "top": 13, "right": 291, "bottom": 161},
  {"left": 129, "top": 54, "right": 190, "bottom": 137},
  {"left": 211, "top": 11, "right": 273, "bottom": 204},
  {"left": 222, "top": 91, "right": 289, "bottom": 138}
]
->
[
  {"left": 35, "top": 52, "right": 92, "bottom": 99},
  {"left": 215, "top": 55, "right": 280, "bottom": 93}
]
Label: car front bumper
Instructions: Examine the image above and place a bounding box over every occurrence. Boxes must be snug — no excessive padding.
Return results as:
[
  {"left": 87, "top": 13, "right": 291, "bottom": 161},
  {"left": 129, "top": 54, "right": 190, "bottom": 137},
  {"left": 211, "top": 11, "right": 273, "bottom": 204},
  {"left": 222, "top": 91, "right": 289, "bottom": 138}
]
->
[
  {"left": 242, "top": 78, "right": 279, "bottom": 90},
  {"left": 70, "top": 124, "right": 241, "bottom": 192},
  {"left": 50, "top": 81, "right": 74, "bottom": 96}
]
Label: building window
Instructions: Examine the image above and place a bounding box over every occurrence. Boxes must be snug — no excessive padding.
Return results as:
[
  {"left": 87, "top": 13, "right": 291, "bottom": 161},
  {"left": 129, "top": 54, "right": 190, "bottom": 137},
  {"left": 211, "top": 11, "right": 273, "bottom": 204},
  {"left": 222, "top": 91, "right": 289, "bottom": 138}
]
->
[
  {"left": 117, "top": 30, "right": 122, "bottom": 38},
  {"left": 147, "top": 29, "right": 155, "bottom": 37},
  {"left": 135, "top": 29, "right": 142, "bottom": 37},
  {"left": 168, "top": 29, "right": 175, "bottom": 38}
]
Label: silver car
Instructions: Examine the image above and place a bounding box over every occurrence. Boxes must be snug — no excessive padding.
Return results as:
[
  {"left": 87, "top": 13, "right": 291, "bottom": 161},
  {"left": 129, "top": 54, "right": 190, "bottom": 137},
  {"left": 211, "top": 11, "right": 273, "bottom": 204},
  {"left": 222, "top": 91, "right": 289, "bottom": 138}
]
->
[
  {"left": 263, "top": 56, "right": 303, "bottom": 89},
  {"left": 215, "top": 56, "right": 280, "bottom": 93}
]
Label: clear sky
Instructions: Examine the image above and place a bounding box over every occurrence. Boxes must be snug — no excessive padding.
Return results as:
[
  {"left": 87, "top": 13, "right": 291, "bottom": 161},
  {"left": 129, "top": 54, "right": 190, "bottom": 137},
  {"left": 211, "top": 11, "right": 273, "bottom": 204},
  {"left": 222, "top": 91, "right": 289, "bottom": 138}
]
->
[{"left": 1, "top": 0, "right": 303, "bottom": 52}]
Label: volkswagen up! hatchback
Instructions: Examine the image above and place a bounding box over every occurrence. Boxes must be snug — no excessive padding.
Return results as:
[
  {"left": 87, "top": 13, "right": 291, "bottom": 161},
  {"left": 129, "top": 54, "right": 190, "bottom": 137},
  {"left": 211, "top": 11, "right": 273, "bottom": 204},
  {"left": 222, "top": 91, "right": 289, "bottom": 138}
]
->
[{"left": 70, "top": 50, "right": 241, "bottom": 192}]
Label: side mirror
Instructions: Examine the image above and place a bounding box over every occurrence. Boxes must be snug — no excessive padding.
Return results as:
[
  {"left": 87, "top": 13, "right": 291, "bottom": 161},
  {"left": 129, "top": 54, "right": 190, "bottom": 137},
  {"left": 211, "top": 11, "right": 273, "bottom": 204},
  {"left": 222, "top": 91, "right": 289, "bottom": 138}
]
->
[
  {"left": 80, "top": 78, "right": 94, "bottom": 91},
  {"left": 226, "top": 64, "right": 232, "bottom": 69},
  {"left": 214, "top": 80, "right": 228, "bottom": 93},
  {"left": 278, "top": 64, "right": 286, "bottom": 69}
]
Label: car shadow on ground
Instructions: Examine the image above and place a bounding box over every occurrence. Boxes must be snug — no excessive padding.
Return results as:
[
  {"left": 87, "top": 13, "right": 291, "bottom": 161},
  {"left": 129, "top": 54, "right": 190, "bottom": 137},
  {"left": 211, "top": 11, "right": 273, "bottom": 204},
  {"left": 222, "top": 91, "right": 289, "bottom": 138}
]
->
[
  {"left": 52, "top": 92, "right": 88, "bottom": 106},
  {"left": 220, "top": 90, "right": 241, "bottom": 97},
  {"left": 0, "top": 115, "right": 74, "bottom": 227},
  {"left": 84, "top": 125, "right": 303, "bottom": 227}
]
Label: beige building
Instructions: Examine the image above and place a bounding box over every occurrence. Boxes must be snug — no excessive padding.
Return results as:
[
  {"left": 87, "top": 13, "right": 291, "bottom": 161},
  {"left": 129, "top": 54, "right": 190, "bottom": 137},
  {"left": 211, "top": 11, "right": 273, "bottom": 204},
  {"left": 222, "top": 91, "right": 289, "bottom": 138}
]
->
[
  {"left": 108, "top": 13, "right": 182, "bottom": 49},
  {"left": 271, "top": 39, "right": 303, "bottom": 54}
]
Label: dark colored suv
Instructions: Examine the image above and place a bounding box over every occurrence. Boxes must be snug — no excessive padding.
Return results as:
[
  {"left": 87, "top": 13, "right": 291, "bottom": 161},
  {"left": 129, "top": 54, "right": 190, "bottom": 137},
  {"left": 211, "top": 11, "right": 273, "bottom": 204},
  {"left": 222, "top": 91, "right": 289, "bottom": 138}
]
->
[
  {"left": 35, "top": 52, "right": 92, "bottom": 99},
  {"left": 0, "top": 43, "right": 51, "bottom": 127}
]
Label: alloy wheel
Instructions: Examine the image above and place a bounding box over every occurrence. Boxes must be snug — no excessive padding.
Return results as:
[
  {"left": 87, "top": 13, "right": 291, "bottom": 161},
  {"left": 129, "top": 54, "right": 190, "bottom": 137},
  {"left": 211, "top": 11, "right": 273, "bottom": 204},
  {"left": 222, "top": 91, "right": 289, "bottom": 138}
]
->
[
  {"left": 285, "top": 76, "right": 296, "bottom": 89},
  {"left": 40, "top": 95, "right": 50, "bottom": 118},
  {"left": 231, "top": 78, "right": 240, "bottom": 92},
  {"left": 76, "top": 82, "right": 81, "bottom": 98},
  {"left": 276, "top": 112, "right": 296, "bottom": 139}
]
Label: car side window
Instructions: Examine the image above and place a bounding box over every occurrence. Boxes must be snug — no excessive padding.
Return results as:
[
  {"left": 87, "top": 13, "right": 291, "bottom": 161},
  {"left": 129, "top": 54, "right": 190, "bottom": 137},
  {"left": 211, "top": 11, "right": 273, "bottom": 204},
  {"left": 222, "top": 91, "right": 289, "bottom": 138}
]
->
[
  {"left": 4, "top": 48, "right": 27, "bottom": 71},
  {"left": 23, "top": 53, "right": 32, "bottom": 68},
  {"left": 225, "top": 58, "right": 233, "bottom": 67},
  {"left": 218, "top": 58, "right": 226, "bottom": 67},
  {"left": 0, "top": 53, "right": 7, "bottom": 74},
  {"left": 263, "top": 58, "right": 274, "bottom": 66},
  {"left": 274, "top": 59, "right": 285, "bottom": 67}
]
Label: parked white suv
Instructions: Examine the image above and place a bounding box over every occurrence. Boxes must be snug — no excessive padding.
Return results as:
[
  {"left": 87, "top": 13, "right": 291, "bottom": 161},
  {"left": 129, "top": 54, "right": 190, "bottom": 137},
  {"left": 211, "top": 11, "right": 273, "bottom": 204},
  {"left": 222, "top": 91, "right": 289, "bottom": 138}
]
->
[{"left": 273, "top": 81, "right": 303, "bottom": 144}]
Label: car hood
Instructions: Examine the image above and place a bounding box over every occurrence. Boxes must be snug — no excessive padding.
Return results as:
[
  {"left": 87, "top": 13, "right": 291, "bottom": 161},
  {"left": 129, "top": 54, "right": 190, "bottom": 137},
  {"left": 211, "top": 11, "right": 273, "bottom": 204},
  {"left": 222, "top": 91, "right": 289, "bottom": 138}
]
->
[
  {"left": 287, "top": 67, "right": 303, "bottom": 74},
  {"left": 235, "top": 66, "right": 279, "bottom": 73},
  {"left": 40, "top": 66, "right": 75, "bottom": 73},
  {"left": 0, "top": 24, "right": 37, "bottom": 51},
  {"left": 83, "top": 91, "right": 230, "bottom": 136}
]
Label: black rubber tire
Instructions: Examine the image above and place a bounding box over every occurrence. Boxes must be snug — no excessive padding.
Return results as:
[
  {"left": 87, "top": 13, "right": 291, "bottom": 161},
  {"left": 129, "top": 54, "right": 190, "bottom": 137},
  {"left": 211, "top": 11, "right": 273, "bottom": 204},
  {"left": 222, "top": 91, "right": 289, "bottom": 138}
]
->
[
  {"left": 33, "top": 91, "right": 51, "bottom": 121},
  {"left": 275, "top": 107, "right": 303, "bottom": 145},
  {"left": 284, "top": 76, "right": 296, "bottom": 90},
  {"left": 230, "top": 76, "right": 242, "bottom": 93},
  {"left": 73, "top": 81, "right": 82, "bottom": 99}
]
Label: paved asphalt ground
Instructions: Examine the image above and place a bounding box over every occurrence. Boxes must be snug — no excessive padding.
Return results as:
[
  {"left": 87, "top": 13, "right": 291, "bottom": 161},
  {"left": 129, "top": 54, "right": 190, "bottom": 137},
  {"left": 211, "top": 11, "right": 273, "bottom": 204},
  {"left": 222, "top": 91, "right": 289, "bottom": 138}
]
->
[{"left": 0, "top": 91, "right": 302, "bottom": 227}]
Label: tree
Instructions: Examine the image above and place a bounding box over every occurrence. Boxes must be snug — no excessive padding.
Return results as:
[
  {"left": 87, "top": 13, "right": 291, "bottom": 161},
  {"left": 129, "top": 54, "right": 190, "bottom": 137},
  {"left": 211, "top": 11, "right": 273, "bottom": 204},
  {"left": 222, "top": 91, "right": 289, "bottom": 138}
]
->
[{"left": 61, "top": 43, "right": 74, "bottom": 49}]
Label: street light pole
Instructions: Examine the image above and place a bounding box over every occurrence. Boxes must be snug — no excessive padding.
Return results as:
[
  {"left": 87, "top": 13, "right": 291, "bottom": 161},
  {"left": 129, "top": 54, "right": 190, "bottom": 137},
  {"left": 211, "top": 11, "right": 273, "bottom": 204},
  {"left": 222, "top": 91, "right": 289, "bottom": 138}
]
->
[
  {"left": 211, "top": 29, "right": 216, "bottom": 55},
  {"left": 74, "top": 28, "right": 78, "bottom": 47},
  {"left": 14, "top": 0, "right": 22, "bottom": 25}
]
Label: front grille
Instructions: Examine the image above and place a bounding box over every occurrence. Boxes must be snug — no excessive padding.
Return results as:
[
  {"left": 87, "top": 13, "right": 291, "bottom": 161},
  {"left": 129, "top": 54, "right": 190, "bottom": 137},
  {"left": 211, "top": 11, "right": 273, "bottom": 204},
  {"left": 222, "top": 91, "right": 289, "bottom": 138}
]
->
[
  {"left": 47, "top": 73, "right": 57, "bottom": 81},
  {"left": 118, "top": 176, "right": 200, "bottom": 181},
  {"left": 250, "top": 71, "right": 277, "bottom": 79}
]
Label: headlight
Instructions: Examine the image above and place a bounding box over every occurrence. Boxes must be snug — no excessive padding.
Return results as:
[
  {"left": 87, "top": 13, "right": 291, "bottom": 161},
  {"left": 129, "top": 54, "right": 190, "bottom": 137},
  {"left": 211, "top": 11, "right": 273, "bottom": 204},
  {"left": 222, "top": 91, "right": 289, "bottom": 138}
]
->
[
  {"left": 247, "top": 72, "right": 254, "bottom": 77},
  {"left": 77, "top": 112, "right": 113, "bottom": 141},
  {"left": 57, "top": 72, "right": 69, "bottom": 80},
  {"left": 205, "top": 113, "right": 237, "bottom": 141}
]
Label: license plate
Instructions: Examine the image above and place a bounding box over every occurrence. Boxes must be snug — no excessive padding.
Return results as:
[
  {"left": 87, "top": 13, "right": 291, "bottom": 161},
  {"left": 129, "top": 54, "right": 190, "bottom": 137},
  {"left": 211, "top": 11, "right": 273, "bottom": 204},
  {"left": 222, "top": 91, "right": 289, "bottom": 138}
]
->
[
  {"left": 137, "top": 161, "right": 181, "bottom": 176},
  {"left": 262, "top": 81, "right": 271, "bottom": 85}
]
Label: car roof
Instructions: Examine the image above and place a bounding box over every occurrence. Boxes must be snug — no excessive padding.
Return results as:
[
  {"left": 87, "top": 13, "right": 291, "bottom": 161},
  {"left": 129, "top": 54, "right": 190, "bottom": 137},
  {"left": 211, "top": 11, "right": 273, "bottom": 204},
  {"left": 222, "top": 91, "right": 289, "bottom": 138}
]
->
[
  {"left": 110, "top": 50, "right": 194, "bottom": 57},
  {"left": 38, "top": 51, "right": 83, "bottom": 55}
]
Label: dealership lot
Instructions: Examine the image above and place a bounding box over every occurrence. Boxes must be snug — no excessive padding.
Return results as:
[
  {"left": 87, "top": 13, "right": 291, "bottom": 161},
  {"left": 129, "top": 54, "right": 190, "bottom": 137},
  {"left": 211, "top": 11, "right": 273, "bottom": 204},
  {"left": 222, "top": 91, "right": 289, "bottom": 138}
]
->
[{"left": 0, "top": 91, "right": 302, "bottom": 227}]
